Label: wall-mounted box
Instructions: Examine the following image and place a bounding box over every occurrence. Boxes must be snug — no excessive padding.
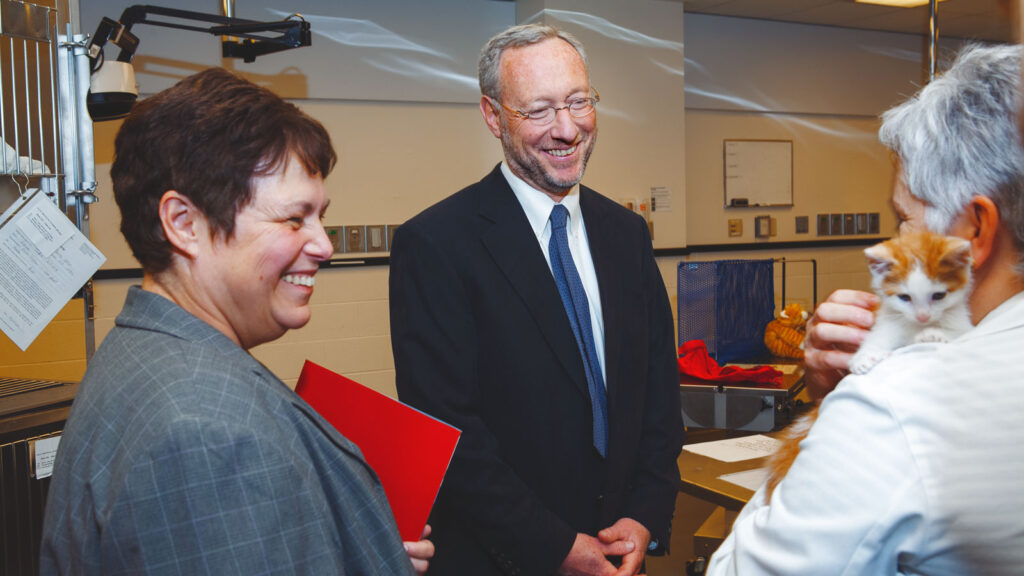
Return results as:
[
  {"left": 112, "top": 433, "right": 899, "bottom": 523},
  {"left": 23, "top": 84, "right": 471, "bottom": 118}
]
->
[
  {"left": 843, "top": 213, "right": 855, "bottom": 235},
  {"left": 754, "top": 215, "right": 771, "bottom": 238},
  {"left": 795, "top": 215, "right": 809, "bottom": 234}
]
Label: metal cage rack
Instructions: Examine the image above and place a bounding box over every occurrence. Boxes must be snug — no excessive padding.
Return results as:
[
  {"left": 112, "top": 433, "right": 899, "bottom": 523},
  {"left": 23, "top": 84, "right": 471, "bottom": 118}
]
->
[
  {"left": 0, "top": 1, "right": 94, "bottom": 574},
  {"left": 0, "top": 0, "right": 63, "bottom": 208}
]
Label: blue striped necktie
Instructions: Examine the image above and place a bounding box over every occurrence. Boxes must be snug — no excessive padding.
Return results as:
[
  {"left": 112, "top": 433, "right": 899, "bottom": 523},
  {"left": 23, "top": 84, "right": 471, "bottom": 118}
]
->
[{"left": 548, "top": 204, "right": 608, "bottom": 458}]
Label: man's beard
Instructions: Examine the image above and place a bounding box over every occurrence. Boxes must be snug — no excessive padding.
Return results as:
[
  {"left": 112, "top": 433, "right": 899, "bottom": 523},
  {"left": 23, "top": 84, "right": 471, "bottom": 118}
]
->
[{"left": 500, "top": 123, "right": 597, "bottom": 195}]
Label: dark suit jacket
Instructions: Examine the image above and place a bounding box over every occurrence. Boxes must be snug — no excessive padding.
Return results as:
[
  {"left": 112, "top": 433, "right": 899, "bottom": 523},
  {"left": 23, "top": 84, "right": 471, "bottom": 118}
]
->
[
  {"left": 41, "top": 287, "right": 414, "bottom": 576},
  {"left": 390, "top": 165, "right": 684, "bottom": 575}
]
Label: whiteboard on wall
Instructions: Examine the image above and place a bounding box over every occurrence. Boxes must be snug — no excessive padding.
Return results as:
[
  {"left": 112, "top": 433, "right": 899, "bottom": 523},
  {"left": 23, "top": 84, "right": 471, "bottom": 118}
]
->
[{"left": 723, "top": 139, "right": 793, "bottom": 207}]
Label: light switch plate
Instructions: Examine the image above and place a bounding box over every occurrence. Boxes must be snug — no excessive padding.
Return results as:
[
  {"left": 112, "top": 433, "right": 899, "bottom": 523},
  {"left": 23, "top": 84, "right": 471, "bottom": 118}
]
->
[
  {"left": 728, "top": 219, "right": 742, "bottom": 237},
  {"left": 366, "top": 225, "right": 387, "bottom": 252}
]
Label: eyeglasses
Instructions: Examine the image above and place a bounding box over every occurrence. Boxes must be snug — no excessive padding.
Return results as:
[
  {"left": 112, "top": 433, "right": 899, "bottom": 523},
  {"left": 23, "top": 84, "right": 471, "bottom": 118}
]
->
[{"left": 489, "top": 88, "right": 600, "bottom": 125}]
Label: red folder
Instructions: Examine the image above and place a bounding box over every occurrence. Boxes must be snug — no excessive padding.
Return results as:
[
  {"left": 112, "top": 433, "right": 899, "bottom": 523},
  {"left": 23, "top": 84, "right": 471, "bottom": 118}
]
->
[{"left": 295, "top": 360, "right": 461, "bottom": 541}]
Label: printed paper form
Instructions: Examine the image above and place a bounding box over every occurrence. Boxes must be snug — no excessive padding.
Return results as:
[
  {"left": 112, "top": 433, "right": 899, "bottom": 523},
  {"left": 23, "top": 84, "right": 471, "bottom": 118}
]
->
[
  {"left": 650, "top": 186, "right": 672, "bottom": 212},
  {"left": 683, "top": 434, "right": 782, "bottom": 463},
  {"left": 31, "top": 435, "right": 61, "bottom": 479},
  {"left": 0, "top": 190, "right": 105, "bottom": 350},
  {"left": 719, "top": 467, "right": 769, "bottom": 492}
]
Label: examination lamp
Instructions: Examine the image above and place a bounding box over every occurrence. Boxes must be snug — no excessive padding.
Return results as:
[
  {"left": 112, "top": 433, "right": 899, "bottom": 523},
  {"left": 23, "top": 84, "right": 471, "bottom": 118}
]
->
[{"left": 86, "top": 5, "right": 311, "bottom": 122}]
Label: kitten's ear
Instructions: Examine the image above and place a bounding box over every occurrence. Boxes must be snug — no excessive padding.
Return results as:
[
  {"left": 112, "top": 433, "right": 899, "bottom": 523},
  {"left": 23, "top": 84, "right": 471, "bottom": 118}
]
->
[
  {"left": 864, "top": 243, "right": 895, "bottom": 276},
  {"left": 943, "top": 237, "right": 973, "bottom": 268}
]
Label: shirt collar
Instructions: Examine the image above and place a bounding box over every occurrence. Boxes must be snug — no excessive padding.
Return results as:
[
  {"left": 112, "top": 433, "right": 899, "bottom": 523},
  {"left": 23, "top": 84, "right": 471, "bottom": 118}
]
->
[
  {"left": 500, "top": 161, "right": 582, "bottom": 240},
  {"left": 966, "top": 289, "right": 1024, "bottom": 339}
]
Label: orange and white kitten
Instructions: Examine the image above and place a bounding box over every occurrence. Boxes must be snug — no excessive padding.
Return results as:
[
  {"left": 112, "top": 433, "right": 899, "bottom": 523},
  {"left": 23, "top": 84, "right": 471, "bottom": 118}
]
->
[{"left": 764, "top": 231, "right": 973, "bottom": 500}]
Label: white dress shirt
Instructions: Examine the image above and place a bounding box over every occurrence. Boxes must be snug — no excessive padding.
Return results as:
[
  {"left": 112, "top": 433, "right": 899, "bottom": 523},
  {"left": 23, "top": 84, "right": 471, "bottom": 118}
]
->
[
  {"left": 707, "top": 290, "right": 1024, "bottom": 575},
  {"left": 500, "top": 161, "right": 606, "bottom": 383}
]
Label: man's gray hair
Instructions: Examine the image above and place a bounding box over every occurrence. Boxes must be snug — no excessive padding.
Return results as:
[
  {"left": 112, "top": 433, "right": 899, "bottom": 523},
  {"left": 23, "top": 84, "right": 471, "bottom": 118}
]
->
[
  {"left": 879, "top": 43, "right": 1024, "bottom": 271},
  {"left": 478, "top": 23, "right": 587, "bottom": 101}
]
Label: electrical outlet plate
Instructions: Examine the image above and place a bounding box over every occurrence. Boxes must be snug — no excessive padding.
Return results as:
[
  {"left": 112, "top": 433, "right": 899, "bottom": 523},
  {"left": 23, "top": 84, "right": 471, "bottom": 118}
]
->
[
  {"left": 843, "top": 213, "right": 855, "bottom": 235},
  {"left": 344, "top": 225, "right": 366, "bottom": 253},
  {"left": 817, "top": 214, "right": 829, "bottom": 236},
  {"left": 366, "top": 225, "right": 386, "bottom": 252}
]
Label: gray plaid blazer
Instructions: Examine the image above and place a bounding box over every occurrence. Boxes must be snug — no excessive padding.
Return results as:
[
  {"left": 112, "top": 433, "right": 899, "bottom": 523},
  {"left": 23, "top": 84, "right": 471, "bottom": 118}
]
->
[{"left": 40, "top": 286, "right": 413, "bottom": 575}]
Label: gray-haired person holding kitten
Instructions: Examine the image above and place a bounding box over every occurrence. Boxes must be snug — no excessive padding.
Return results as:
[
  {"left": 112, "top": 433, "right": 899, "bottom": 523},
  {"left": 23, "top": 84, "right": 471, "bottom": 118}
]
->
[{"left": 709, "top": 43, "right": 1024, "bottom": 575}]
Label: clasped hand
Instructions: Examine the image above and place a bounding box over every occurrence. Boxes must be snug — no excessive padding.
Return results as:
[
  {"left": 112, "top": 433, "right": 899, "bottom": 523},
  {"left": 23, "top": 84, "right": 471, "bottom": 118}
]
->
[{"left": 557, "top": 518, "right": 650, "bottom": 576}]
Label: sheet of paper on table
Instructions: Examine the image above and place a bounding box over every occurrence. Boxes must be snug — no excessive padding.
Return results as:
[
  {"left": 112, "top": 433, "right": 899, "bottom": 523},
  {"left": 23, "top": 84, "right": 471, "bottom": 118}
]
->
[
  {"left": 719, "top": 467, "right": 769, "bottom": 492},
  {"left": 683, "top": 434, "right": 783, "bottom": 463}
]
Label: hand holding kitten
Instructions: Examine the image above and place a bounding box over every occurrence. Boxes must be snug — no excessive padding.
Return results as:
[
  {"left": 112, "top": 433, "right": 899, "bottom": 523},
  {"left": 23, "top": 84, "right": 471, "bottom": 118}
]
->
[{"left": 803, "top": 290, "right": 879, "bottom": 400}]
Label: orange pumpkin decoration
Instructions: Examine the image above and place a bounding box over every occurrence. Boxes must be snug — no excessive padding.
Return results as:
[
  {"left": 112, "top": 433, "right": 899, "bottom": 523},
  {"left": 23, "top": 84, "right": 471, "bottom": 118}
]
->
[{"left": 764, "top": 303, "right": 808, "bottom": 359}]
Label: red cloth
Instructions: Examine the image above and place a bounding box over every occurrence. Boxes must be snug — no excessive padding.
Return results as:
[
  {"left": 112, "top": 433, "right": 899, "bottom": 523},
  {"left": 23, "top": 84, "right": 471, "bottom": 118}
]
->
[{"left": 677, "top": 340, "right": 783, "bottom": 386}]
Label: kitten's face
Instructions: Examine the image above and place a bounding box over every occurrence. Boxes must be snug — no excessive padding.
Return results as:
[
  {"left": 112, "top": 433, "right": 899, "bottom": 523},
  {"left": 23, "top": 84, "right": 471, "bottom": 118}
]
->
[
  {"left": 880, "top": 264, "right": 967, "bottom": 324},
  {"left": 866, "top": 231, "right": 972, "bottom": 325}
]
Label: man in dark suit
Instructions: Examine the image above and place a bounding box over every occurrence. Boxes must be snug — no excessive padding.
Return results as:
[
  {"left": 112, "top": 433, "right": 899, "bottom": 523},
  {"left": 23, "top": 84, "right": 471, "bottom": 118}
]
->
[{"left": 389, "top": 23, "right": 683, "bottom": 576}]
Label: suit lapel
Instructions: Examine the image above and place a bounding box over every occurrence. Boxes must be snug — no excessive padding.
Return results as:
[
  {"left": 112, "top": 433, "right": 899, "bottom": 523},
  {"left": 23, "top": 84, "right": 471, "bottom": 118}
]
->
[
  {"left": 580, "top": 187, "right": 624, "bottom": 416},
  {"left": 476, "top": 167, "right": 589, "bottom": 399}
]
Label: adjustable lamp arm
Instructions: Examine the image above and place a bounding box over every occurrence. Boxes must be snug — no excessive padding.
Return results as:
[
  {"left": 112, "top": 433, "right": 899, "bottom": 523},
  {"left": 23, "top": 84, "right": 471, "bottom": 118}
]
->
[
  {"left": 84, "top": 5, "right": 311, "bottom": 121},
  {"left": 87, "top": 4, "right": 310, "bottom": 67}
]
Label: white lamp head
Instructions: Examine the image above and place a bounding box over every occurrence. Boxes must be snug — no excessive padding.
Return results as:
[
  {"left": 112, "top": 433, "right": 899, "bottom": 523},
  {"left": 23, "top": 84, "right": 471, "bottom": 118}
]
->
[{"left": 87, "top": 60, "right": 138, "bottom": 121}]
